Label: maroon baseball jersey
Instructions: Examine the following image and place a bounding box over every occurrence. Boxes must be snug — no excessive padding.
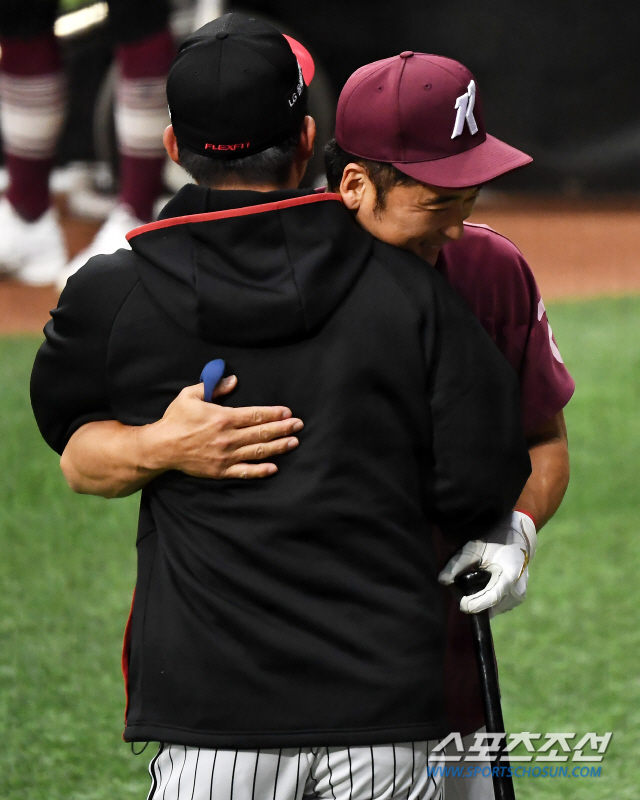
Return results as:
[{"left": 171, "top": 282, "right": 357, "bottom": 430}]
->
[
  {"left": 437, "top": 222, "right": 574, "bottom": 437},
  {"left": 434, "top": 221, "right": 574, "bottom": 735}
]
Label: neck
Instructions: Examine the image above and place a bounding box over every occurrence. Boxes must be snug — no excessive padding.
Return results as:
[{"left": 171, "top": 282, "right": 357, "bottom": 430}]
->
[
  {"left": 199, "top": 161, "right": 307, "bottom": 193},
  {"left": 200, "top": 181, "right": 285, "bottom": 192},
  {"left": 421, "top": 246, "right": 442, "bottom": 266}
]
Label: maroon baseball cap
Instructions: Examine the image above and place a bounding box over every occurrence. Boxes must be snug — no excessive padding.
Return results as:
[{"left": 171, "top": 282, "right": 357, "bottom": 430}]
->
[{"left": 335, "top": 52, "right": 531, "bottom": 188}]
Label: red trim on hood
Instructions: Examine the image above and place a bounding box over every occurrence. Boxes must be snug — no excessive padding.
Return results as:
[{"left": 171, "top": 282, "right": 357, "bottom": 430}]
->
[
  {"left": 122, "top": 587, "right": 135, "bottom": 730},
  {"left": 126, "top": 192, "right": 343, "bottom": 241}
]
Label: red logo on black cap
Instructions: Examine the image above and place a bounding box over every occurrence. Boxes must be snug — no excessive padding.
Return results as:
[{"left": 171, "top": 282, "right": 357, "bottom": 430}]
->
[{"left": 204, "top": 142, "right": 251, "bottom": 151}]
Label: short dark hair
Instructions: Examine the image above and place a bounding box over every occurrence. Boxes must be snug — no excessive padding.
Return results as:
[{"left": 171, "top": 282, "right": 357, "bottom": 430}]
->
[
  {"left": 324, "top": 138, "right": 421, "bottom": 211},
  {"left": 177, "top": 119, "right": 306, "bottom": 188}
]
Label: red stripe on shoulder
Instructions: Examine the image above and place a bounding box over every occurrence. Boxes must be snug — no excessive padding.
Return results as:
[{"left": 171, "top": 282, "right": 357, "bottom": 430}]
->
[{"left": 126, "top": 192, "right": 343, "bottom": 241}]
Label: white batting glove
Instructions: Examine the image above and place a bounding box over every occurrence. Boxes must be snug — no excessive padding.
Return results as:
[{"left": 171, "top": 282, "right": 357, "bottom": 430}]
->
[{"left": 438, "top": 511, "right": 537, "bottom": 616}]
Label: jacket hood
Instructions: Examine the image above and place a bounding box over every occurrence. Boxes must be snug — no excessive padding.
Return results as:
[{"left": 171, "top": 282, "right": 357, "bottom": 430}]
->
[{"left": 127, "top": 185, "right": 373, "bottom": 345}]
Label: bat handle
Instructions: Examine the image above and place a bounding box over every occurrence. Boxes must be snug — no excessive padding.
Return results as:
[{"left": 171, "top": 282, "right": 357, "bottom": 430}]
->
[
  {"left": 455, "top": 570, "right": 507, "bottom": 733},
  {"left": 454, "top": 570, "right": 516, "bottom": 800}
]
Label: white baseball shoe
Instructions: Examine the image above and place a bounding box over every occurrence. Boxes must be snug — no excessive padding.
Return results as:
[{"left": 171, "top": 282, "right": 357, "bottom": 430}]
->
[
  {"left": 57, "top": 203, "right": 145, "bottom": 290},
  {"left": 0, "top": 197, "right": 68, "bottom": 286}
]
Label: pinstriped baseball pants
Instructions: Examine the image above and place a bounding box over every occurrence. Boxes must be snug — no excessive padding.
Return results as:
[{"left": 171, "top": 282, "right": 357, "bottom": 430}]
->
[{"left": 147, "top": 741, "right": 445, "bottom": 800}]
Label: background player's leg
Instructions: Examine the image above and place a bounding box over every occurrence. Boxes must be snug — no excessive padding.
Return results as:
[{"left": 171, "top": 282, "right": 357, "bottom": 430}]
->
[
  {"left": 306, "top": 741, "right": 445, "bottom": 799},
  {"left": 61, "top": 0, "right": 175, "bottom": 284},
  {"left": 115, "top": 27, "right": 175, "bottom": 224},
  {"left": 147, "top": 744, "right": 313, "bottom": 800},
  {"left": 0, "top": 32, "right": 63, "bottom": 222},
  {"left": 0, "top": 1, "right": 68, "bottom": 285}
]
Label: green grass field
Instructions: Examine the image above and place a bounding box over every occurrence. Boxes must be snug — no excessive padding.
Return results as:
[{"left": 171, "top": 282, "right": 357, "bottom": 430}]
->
[{"left": 1, "top": 296, "right": 639, "bottom": 799}]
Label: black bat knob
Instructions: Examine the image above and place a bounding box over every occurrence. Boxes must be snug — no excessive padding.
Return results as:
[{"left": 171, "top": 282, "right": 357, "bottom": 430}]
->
[{"left": 454, "top": 569, "right": 491, "bottom": 597}]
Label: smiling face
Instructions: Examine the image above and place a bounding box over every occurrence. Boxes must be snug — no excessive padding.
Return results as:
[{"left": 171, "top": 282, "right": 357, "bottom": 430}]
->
[{"left": 339, "top": 163, "right": 481, "bottom": 265}]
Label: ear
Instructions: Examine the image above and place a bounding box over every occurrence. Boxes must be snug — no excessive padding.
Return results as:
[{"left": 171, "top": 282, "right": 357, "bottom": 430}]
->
[
  {"left": 299, "top": 115, "right": 316, "bottom": 161},
  {"left": 339, "top": 163, "right": 370, "bottom": 211},
  {"left": 163, "top": 125, "right": 180, "bottom": 164},
  {"left": 287, "top": 116, "right": 317, "bottom": 188}
]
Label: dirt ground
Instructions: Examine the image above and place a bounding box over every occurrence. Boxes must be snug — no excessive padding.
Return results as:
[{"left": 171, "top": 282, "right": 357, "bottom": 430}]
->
[{"left": 2, "top": 193, "right": 640, "bottom": 334}]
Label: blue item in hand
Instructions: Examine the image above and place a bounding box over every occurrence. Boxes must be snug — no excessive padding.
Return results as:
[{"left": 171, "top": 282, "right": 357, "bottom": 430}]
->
[{"left": 200, "top": 359, "right": 226, "bottom": 403}]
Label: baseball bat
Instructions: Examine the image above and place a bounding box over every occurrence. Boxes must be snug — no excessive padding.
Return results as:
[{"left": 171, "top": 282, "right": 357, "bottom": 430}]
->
[{"left": 455, "top": 569, "right": 516, "bottom": 800}]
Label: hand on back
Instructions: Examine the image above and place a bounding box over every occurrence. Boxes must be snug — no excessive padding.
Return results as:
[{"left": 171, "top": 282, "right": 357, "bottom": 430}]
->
[{"left": 145, "top": 376, "right": 303, "bottom": 480}]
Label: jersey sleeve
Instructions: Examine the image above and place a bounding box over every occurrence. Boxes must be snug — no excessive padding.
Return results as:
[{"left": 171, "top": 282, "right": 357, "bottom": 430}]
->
[
  {"left": 30, "top": 254, "right": 139, "bottom": 455},
  {"left": 518, "top": 287, "right": 575, "bottom": 436},
  {"left": 439, "top": 225, "right": 575, "bottom": 437},
  {"left": 424, "top": 268, "right": 532, "bottom": 542}
]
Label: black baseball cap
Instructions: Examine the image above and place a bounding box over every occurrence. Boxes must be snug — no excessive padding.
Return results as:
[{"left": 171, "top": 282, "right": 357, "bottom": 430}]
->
[{"left": 167, "top": 13, "right": 313, "bottom": 159}]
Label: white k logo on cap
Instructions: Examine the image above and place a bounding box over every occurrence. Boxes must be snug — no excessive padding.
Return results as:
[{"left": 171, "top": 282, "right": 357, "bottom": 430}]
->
[{"left": 451, "top": 80, "right": 479, "bottom": 139}]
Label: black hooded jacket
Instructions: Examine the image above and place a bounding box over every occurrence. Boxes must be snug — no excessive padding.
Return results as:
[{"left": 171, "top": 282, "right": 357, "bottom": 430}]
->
[{"left": 31, "top": 186, "right": 530, "bottom": 748}]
